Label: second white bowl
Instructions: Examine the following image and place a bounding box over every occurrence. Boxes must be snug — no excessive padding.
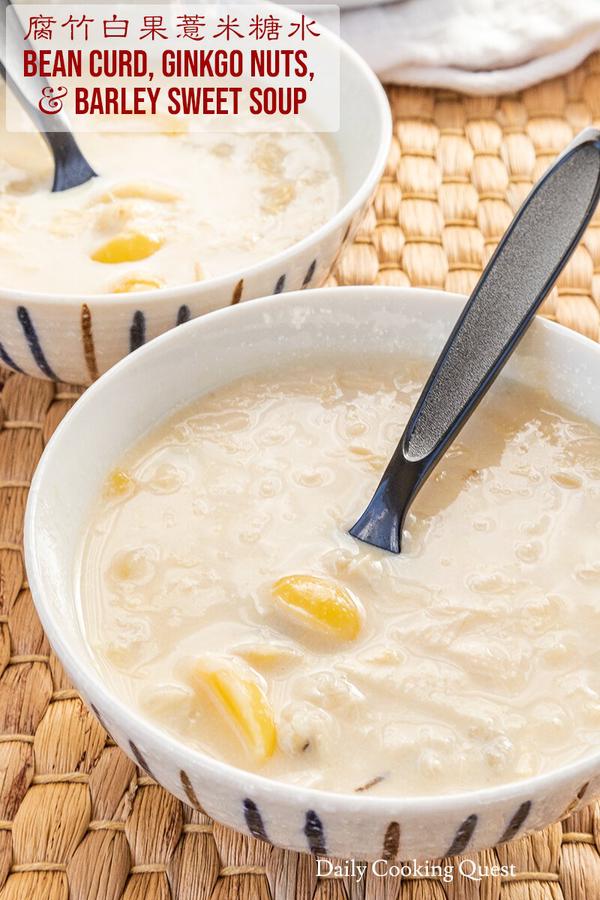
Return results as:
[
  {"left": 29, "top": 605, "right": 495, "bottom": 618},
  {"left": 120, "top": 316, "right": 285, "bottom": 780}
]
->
[{"left": 0, "top": 36, "right": 390, "bottom": 384}]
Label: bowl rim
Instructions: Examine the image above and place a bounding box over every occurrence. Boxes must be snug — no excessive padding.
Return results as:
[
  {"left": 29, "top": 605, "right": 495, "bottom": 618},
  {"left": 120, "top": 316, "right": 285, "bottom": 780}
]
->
[
  {"left": 24, "top": 285, "right": 600, "bottom": 815},
  {"left": 0, "top": 35, "right": 392, "bottom": 307}
]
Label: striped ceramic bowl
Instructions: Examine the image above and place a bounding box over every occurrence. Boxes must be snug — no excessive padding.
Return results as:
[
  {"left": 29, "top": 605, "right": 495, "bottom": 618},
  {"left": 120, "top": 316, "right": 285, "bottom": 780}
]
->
[
  {"left": 25, "top": 287, "right": 600, "bottom": 860},
  {"left": 0, "top": 38, "right": 390, "bottom": 385}
]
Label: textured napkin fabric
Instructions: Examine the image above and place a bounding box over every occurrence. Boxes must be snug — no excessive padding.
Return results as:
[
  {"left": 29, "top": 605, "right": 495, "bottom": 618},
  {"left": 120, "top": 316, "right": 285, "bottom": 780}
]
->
[{"left": 341, "top": 0, "right": 600, "bottom": 93}]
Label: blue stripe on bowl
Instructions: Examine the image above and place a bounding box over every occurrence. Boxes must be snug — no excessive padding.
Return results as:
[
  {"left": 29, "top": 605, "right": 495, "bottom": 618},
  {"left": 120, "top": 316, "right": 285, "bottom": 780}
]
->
[
  {"left": 89, "top": 703, "right": 109, "bottom": 732},
  {"left": 129, "top": 739, "right": 156, "bottom": 780},
  {"left": 176, "top": 305, "right": 191, "bottom": 326},
  {"left": 499, "top": 801, "right": 531, "bottom": 843},
  {"left": 304, "top": 809, "right": 326, "bottom": 855},
  {"left": 16, "top": 306, "right": 58, "bottom": 380},
  {"left": 243, "top": 799, "right": 270, "bottom": 843},
  {"left": 274, "top": 274, "right": 286, "bottom": 294},
  {"left": 302, "top": 259, "right": 317, "bottom": 287},
  {"left": 446, "top": 813, "right": 478, "bottom": 856},
  {"left": 130, "top": 311, "right": 146, "bottom": 352},
  {"left": 382, "top": 821, "right": 400, "bottom": 860},
  {"left": 0, "top": 342, "right": 24, "bottom": 374}
]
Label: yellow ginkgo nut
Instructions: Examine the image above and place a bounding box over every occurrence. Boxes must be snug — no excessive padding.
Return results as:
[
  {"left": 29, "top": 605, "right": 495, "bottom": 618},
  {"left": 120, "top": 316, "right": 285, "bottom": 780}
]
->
[
  {"left": 92, "top": 232, "right": 164, "bottom": 264},
  {"left": 91, "top": 182, "right": 181, "bottom": 204},
  {"left": 189, "top": 656, "right": 276, "bottom": 762},
  {"left": 272, "top": 574, "right": 362, "bottom": 641}
]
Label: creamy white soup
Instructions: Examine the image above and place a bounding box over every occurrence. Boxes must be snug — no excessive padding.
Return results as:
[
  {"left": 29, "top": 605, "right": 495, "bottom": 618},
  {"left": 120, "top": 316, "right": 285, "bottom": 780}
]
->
[
  {"left": 0, "top": 88, "right": 339, "bottom": 294},
  {"left": 79, "top": 357, "right": 600, "bottom": 796}
]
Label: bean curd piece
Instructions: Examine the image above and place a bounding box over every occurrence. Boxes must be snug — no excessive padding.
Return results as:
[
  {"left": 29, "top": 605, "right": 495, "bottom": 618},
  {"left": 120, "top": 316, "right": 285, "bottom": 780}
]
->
[
  {"left": 92, "top": 232, "right": 164, "bottom": 264},
  {"left": 261, "top": 181, "right": 295, "bottom": 215},
  {"left": 93, "top": 201, "right": 135, "bottom": 234},
  {"left": 272, "top": 575, "right": 362, "bottom": 641},
  {"left": 143, "top": 462, "right": 184, "bottom": 494},
  {"left": 211, "top": 142, "right": 234, "bottom": 159},
  {"left": 91, "top": 182, "right": 181, "bottom": 204},
  {"left": 234, "top": 642, "right": 302, "bottom": 670},
  {"left": 189, "top": 656, "right": 276, "bottom": 762},
  {"left": 349, "top": 445, "right": 387, "bottom": 472},
  {"left": 252, "top": 139, "right": 285, "bottom": 176},
  {"left": 49, "top": 209, "right": 84, "bottom": 237},
  {"left": 108, "top": 547, "right": 156, "bottom": 585},
  {"left": 0, "top": 199, "right": 20, "bottom": 230},
  {"left": 551, "top": 471, "right": 582, "bottom": 490},
  {"left": 113, "top": 275, "right": 165, "bottom": 293}
]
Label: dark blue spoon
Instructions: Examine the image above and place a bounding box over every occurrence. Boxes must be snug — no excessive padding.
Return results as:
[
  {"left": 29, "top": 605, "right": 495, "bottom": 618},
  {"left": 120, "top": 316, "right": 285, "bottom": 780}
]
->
[
  {"left": 350, "top": 127, "right": 600, "bottom": 553},
  {"left": 0, "top": 0, "right": 96, "bottom": 191}
]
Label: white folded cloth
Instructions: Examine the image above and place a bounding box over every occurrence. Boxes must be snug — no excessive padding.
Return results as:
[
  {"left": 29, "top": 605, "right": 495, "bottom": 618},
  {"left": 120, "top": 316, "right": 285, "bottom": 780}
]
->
[{"left": 341, "top": 0, "right": 600, "bottom": 93}]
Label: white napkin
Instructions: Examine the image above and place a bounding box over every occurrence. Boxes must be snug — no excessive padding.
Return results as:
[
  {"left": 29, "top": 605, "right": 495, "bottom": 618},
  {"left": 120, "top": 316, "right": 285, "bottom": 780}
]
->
[{"left": 341, "top": 0, "right": 600, "bottom": 93}]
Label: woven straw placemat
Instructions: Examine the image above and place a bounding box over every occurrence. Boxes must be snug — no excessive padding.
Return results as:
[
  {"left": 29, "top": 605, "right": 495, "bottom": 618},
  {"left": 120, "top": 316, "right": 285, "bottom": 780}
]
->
[{"left": 1, "top": 52, "right": 600, "bottom": 900}]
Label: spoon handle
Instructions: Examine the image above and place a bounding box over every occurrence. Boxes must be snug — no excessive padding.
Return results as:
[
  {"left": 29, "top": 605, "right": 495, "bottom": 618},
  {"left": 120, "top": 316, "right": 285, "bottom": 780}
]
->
[
  {"left": 350, "top": 127, "right": 600, "bottom": 552},
  {"left": 1, "top": 0, "right": 72, "bottom": 136},
  {"left": 1, "top": 0, "right": 96, "bottom": 191},
  {"left": 403, "top": 127, "right": 600, "bottom": 464}
]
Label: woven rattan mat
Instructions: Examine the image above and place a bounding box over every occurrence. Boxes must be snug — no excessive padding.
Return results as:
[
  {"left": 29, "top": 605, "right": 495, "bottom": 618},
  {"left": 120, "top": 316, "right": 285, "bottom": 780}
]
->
[{"left": 1, "top": 54, "right": 600, "bottom": 900}]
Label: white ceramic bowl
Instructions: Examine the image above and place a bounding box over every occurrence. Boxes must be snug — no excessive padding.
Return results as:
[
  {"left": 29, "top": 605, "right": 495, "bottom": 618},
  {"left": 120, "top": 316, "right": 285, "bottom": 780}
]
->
[
  {"left": 0, "top": 41, "right": 390, "bottom": 385},
  {"left": 25, "top": 287, "right": 600, "bottom": 860}
]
